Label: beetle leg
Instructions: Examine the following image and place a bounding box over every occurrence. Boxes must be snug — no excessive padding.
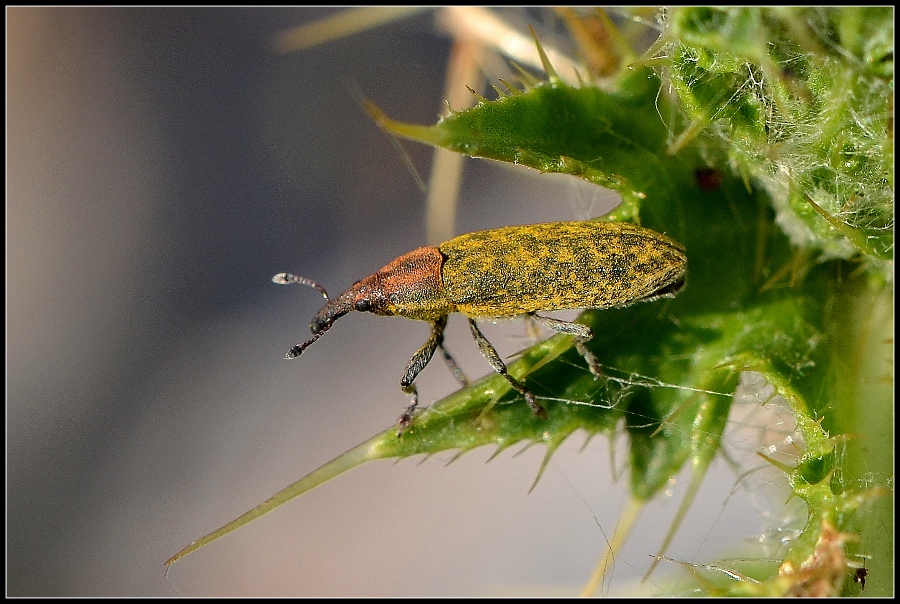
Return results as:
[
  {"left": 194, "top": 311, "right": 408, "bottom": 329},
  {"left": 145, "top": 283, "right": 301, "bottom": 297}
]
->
[
  {"left": 523, "top": 313, "right": 542, "bottom": 343},
  {"left": 467, "top": 318, "right": 546, "bottom": 419},
  {"left": 529, "top": 313, "right": 603, "bottom": 377},
  {"left": 439, "top": 342, "right": 469, "bottom": 387},
  {"left": 398, "top": 316, "right": 450, "bottom": 429}
]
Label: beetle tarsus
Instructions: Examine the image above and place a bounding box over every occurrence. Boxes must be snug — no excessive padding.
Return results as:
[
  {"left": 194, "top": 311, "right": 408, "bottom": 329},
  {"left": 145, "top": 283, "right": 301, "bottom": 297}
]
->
[
  {"left": 530, "top": 313, "right": 603, "bottom": 378},
  {"left": 575, "top": 341, "right": 603, "bottom": 378},
  {"left": 397, "top": 383, "right": 419, "bottom": 435},
  {"left": 397, "top": 408, "right": 416, "bottom": 437},
  {"left": 525, "top": 392, "right": 547, "bottom": 419},
  {"left": 397, "top": 407, "right": 415, "bottom": 431}
]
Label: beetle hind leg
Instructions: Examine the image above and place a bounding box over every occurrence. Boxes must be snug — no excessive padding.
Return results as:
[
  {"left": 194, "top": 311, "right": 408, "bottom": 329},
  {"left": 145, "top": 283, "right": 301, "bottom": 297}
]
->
[
  {"left": 468, "top": 319, "right": 546, "bottom": 419},
  {"left": 529, "top": 313, "right": 603, "bottom": 377}
]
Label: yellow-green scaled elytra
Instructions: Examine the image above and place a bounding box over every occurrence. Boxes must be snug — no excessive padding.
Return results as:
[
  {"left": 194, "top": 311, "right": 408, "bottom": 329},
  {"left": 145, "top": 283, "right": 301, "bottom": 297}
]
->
[{"left": 274, "top": 220, "right": 686, "bottom": 429}]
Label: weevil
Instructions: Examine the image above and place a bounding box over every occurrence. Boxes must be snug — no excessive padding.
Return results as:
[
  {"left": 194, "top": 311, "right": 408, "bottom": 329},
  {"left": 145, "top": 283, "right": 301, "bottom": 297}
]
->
[{"left": 274, "top": 220, "right": 686, "bottom": 430}]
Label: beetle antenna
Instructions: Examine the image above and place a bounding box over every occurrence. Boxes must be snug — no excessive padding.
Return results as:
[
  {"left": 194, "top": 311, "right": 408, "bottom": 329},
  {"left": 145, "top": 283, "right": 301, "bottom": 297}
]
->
[
  {"left": 284, "top": 325, "right": 331, "bottom": 359},
  {"left": 274, "top": 272, "right": 339, "bottom": 359},
  {"left": 272, "top": 272, "right": 330, "bottom": 301}
]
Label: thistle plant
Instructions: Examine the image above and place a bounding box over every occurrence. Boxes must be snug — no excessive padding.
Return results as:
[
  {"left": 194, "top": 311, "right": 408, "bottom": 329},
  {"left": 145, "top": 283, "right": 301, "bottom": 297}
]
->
[{"left": 168, "top": 8, "right": 893, "bottom": 596}]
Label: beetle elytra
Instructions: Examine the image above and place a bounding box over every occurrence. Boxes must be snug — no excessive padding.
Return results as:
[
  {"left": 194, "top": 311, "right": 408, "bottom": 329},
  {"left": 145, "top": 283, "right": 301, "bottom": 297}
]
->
[{"left": 274, "top": 220, "right": 686, "bottom": 430}]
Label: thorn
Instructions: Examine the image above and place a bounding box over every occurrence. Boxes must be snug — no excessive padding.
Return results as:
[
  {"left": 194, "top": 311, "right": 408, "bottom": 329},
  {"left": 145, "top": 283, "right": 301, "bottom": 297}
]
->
[
  {"left": 489, "top": 82, "right": 507, "bottom": 98},
  {"left": 529, "top": 25, "right": 560, "bottom": 83},
  {"left": 465, "top": 84, "right": 487, "bottom": 103},
  {"left": 509, "top": 61, "right": 541, "bottom": 89},
  {"left": 528, "top": 446, "right": 555, "bottom": 494},
  {"left": 497, "top": 78, "right": 523, "bottom": 95}
]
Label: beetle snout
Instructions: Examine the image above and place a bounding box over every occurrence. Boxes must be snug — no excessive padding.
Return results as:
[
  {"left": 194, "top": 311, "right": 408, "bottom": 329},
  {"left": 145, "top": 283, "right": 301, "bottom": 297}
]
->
[
  {"left": 309, "top": 300, "right": 352, "bottom": 335},
  {"left": 309, "top": 307, "right": 337, "bottom": 335}
]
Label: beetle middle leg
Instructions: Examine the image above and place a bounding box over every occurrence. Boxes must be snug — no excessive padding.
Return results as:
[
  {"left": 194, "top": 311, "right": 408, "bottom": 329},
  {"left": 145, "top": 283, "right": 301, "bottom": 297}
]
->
[
  {"left": 439, "top": 342, "right": 469, "bottom": 388},
  {"left": 468, "top": 318, "right": 546, "bottom": 419},
  {"left": 529, "top": 313, "right": 603, "bottom": 377},
  {"left": 398, "top": 315, "right": 460, "bottom": 429}
]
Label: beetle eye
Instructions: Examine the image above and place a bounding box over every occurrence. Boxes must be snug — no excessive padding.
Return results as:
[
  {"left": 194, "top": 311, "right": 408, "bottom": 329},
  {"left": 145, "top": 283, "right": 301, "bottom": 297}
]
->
[
  {"left": 354, "top": 299, "right": 371, "bottom": 312},
  {"left": 310, "top": 317, "right": 328, "bottom": 334}
]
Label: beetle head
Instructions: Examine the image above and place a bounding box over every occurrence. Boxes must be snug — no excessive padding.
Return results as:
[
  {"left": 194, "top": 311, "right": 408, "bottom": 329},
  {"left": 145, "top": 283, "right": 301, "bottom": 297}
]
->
[
  {"left": 309, "top": 274, "right": 387, "bottom": 333},
  {"left": 273, "top": 272, "right": 387, "bottom": 359}
]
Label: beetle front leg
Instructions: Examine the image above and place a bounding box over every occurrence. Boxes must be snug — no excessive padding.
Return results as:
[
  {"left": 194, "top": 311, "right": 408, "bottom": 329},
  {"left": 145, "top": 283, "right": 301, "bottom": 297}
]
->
[
  {"left": 530, "top": 313, "right": 603, "bottom": 377},
  {"left": 467, "top": 318, "right": 546, "bottom": 419},
  {"left": 398, "top": 316, "right": 450, "bottom": 430}
]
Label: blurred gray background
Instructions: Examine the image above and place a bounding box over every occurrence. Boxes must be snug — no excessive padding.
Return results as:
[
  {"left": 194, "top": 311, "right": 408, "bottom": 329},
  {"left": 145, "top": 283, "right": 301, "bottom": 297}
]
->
[{"left": 8, "top": 7, "right": 789, "bottom": 596}]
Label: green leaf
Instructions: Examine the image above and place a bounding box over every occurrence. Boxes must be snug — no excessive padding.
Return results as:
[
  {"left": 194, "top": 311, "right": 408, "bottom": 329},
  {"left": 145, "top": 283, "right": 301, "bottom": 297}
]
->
[{"left": 662, "top": 7, "right": 894, "bottom": 267}]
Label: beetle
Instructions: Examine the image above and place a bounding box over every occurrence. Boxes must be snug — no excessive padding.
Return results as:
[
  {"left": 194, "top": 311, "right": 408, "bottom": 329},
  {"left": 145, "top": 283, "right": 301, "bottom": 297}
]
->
[{"left": 274, "top": 220, "right": 686, "bottom": 430}]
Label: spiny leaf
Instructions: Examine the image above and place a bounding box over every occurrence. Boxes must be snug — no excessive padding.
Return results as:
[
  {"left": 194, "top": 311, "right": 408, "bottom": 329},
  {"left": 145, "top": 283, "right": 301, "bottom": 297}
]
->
[{"left": 659, "top": 7, "right": 894, "bottom": 268}]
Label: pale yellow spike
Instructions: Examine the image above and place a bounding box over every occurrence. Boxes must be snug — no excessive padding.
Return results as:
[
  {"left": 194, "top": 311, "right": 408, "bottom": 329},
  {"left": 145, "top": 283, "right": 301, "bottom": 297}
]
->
[
  {"left": 272, "top": 7, "right": 428, "bottom": 54},
  {"left": 497, "top": 78, "right": 524, "bottom": 96},
  {"left": 643, "top": 467, "right": 706, "bottom": 581},
  {"left": 426, "top": 36, "right": 484, "bottom": 245},
  {"left": 594, "top": 8, "right": 638, "bottom": 66},
  {"left": 438, "top": 7, "right": 581, "bottom": 84},
  {"left": 489, "top": 82, "right": 508, "bottom": 98},
  {"left": 574, "top": 67, "right": 586, "bottom": 87},
  {"left": 509, "top": 61, "right": 542, "bottom": 89},
  {"left": 529, "top": 25, "right": 561, "bottom": 83},
  {"left": 581, "top": 496, "right": 646, "bottom": 597}
]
